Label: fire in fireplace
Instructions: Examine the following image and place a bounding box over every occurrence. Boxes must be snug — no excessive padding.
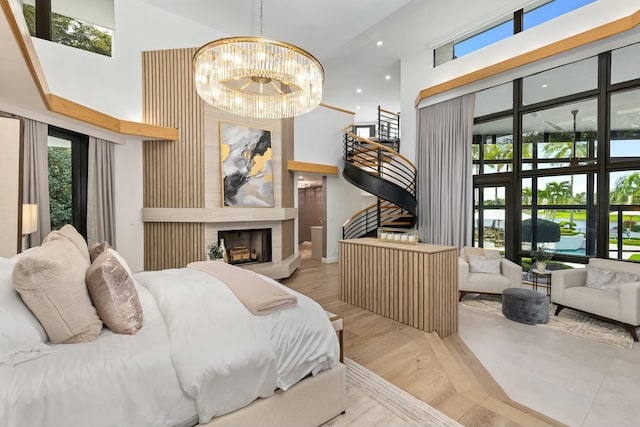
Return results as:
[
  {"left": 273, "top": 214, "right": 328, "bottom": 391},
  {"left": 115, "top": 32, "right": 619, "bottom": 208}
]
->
[{"left": 218, "top": 229, "right": 272, "bottom": 265}]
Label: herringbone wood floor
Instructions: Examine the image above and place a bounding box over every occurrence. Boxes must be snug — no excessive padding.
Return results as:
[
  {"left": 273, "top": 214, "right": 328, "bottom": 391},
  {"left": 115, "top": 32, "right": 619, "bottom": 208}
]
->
[{"left": 281, "top": 253, "right": 565, "bottom": 427}]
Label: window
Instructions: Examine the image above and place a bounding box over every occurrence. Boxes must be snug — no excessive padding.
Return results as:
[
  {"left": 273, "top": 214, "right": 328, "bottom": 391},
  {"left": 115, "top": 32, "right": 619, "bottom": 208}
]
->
[
  {"left": 434, "top": 0, "right": 597, "bottom": 67},
  {"left": 521, "top": 99, "right": 598, "bottom": 171},
  {"left": 472, "top": 117, "right": 513, "bottom": 175},
  {"left": 23, "top": 0, "right": 114, "bottom": 57},
  {"left": 47, "top": 126, "right": 88, "bottom": 237},
  {"left": 469, "top": 41, "right": 640, "bottom": 264}
]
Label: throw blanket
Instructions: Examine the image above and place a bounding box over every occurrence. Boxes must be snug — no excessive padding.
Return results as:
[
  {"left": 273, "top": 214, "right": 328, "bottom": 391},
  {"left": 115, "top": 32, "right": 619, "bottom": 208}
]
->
[
  {"left": 187, "top": 261, "right": 297, "bottom": 315},
  {"left": 134, "top": 268, "right": 339, "bottom": 424}
]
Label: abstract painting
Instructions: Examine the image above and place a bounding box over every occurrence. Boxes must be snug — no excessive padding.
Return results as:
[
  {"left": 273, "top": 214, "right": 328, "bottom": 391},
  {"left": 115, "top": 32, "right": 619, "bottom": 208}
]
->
[{"left": 220, "top": 122, "right": 273, "bottom": 207}]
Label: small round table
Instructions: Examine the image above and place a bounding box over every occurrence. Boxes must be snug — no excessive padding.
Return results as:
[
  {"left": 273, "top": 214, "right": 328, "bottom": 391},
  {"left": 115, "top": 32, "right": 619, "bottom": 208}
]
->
[{"left": 531, "top": 268, "right": 552, "bottom": 296}]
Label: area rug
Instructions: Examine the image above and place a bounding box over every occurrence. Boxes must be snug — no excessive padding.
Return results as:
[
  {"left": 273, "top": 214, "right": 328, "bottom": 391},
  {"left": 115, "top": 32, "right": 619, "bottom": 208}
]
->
[
  {"left": 323, "top": 358, "right": 463, "bottom": 427},
  {"left": 461, "top": 294, "right": 634, "bottom": 349}
]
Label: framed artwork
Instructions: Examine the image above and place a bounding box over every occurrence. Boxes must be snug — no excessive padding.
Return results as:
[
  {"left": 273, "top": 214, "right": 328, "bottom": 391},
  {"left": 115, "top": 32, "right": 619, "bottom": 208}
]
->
[{"left": 219, "top": 122, "right": 274, "bottom": 207}]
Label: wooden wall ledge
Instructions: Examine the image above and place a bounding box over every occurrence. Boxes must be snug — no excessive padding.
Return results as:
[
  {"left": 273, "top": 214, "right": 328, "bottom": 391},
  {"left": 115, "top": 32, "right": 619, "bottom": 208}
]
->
[
  {"left": 287, "top": 160, "right": 339, "bottom": 175},
  {"left": 1, "top": 0, "right": 178, "bottom": 141},
  {"left": 142, "top": 207, "right": 298, "bottom": 223}
]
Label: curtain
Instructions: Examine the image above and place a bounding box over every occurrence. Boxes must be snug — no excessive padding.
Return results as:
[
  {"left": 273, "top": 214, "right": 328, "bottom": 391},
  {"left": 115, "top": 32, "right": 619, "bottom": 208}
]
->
[
  {"left": 22, "top": 118, "right": 50, "bottom": 248},
  {"left": 87, "top": 137, "right": 116, "bottom": 248},
  {"left": 416, "top": 94, "right": 475, "bottom": 248}
]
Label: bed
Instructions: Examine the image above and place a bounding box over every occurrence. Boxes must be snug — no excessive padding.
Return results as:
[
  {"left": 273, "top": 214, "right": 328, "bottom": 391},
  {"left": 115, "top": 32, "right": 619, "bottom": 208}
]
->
[{"left": 0, "top": 226, "right": 345, "bottom": 427}]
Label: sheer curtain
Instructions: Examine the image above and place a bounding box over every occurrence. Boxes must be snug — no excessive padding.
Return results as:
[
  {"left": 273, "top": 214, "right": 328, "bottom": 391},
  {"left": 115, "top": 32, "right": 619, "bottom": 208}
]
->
[
  {"left": 22, "top": 118, "right": 50, "bottom": 248},
  {"left": 87, "top": 137, "right": 116, "bottom": 248},
  {"left": 416, "top": 94, "right": 475, "bottom": 247}
]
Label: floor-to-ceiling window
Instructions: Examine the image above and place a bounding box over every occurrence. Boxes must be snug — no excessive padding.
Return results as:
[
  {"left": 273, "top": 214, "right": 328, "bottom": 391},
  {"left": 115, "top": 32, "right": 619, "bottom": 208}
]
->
[{"left": 472, "top": 40, "right": 640, "bottom": 265}]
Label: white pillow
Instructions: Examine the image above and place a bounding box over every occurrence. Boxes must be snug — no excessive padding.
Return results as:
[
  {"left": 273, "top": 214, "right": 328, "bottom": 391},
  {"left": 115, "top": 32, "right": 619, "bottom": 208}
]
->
[
  {"left": 585, "top": 265, "right": 640, "bottom": 292},
  {"left": 0, "top": 312, "right": 54, "bottom": 365},
  {"left": 0, "top": 261, "right": 48, "bottom": 343},
  {"left": 468, "top": 255, "right": 501, "bottom": 275}
]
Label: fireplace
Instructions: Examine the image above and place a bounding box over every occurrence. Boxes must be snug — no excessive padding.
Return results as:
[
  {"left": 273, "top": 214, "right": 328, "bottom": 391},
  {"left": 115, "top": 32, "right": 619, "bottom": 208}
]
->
[{"left": 219, "top": 228, "right": 272, "bottom": 264}]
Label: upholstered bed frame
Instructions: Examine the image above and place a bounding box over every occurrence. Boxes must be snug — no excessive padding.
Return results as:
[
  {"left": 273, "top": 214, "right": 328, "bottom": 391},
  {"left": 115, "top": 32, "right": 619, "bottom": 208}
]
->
[{"left": 202, "top": 363, "right": 346, "bottom": 427}]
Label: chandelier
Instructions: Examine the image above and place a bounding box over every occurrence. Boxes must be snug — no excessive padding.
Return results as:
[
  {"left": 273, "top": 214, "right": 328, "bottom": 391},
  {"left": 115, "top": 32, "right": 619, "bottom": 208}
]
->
[{"left": 193, "top": 2, "right": 323, "bottom": 119}]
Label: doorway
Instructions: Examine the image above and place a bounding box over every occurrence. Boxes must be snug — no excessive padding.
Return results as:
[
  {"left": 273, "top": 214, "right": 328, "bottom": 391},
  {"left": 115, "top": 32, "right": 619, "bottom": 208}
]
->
[{"left": 298, "top": 175, "right": 325, "bottom": 260}]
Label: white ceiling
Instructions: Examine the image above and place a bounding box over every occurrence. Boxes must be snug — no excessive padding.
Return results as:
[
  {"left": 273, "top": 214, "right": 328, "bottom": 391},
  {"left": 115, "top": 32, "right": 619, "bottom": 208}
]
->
[{"left": 138, "top": 0, "right": 531, "bottom": 122}]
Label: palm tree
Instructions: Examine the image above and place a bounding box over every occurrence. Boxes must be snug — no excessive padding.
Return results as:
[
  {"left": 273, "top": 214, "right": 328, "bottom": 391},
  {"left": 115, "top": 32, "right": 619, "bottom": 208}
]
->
[
  {"left": 610, "top": 172, "right": 640, "bottom": 204},
  {"left": 522, "top": 187, "right": 532, "bottom": 206},
  {"left": 540, "top": 181, "right": 571, "bottom": 220}
]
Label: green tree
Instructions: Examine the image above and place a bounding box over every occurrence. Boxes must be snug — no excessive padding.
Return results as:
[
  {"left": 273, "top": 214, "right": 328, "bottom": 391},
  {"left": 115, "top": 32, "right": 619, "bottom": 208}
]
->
[
  {"left": 48, "top": 146, "right": 72, "bottom": 230},
  {"left": 522, "top": 187, "right": 532, "bottom": 206},
  {"left": 23, "top": 4, "right": 112, "bottom": 56},
  {"left": 610, "top": 172, "right": 640, "bottom": 204}
]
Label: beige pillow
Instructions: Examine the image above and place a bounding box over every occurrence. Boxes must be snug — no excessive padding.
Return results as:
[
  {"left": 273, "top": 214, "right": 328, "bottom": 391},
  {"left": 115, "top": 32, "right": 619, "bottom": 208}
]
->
[
  {"left": 43, "top": 224, "right": 91, "bottom": 265},
  {"left": 89, "top": 242, "right": 112, "bottom": 263},
  {"left": 12, "top": 238, "right": 103, "bottom": 344},
  {"left": 86, "top": 251, "right": 143, "bottom": 335},
  {"left": 468, "top": 255, "right": 502, "bottom": 275}
]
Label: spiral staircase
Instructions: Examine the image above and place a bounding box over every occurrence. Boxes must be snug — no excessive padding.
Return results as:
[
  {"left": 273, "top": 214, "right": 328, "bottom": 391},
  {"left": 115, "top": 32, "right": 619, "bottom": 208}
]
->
[{"left": 342, "top": 107, "right": 417, "bottom": 239}]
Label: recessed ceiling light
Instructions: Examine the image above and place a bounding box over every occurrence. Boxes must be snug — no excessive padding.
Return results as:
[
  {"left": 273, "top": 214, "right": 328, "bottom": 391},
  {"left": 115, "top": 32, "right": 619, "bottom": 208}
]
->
[
  {"left": 356, "top": 88, "right": 362, "bottom": 93},
  {"left": 356, "top": 106, "right": 361, "bottom": 110},
  {"left": 541, "top": 84, "right": 548, "bottom": 88},
  {"left": 385, "top": 75, "right": 391, "bottom": 80},
  {"left": 376, "top": 41, "right": 383, "bottom": 46}
]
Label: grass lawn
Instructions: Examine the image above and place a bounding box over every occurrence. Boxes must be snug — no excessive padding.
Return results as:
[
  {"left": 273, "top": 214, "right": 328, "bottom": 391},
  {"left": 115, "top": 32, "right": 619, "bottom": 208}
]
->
[{"left": 547, "top": 211, "right": 640, "bottom": 222}]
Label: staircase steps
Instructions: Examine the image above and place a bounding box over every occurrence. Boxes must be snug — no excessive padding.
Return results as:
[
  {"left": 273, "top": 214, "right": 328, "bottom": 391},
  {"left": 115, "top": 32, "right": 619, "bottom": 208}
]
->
[
  {"left": 380, "top": 221, "right": 412, "bottom": 226},
  {"left": 380, "top": 213, "right": 414, "bottom": 219}
]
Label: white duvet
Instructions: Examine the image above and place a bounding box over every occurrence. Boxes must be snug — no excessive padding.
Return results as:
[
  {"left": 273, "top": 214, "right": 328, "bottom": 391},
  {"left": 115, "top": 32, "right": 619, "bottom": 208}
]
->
[
  {"left": 135, "top": 268, "right": 339, "bottom": 423},
  {"left": 1, "top": 268, "right": 339, "bottom": 427}
]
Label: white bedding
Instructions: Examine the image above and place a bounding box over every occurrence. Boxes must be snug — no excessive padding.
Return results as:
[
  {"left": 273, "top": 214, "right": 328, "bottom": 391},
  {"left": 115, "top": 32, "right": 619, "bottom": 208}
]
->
[
  {"left": 0, "top": 283, "right": 198, "bottom": 427},
  {"left": 135, "top": 268, "right": 339, "bottom": 424}
]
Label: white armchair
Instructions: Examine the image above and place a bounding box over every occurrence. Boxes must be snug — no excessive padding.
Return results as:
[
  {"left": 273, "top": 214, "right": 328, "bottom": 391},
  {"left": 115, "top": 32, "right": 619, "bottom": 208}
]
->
[
  {"left": 551, "top": 258, "right": 640, "bottom": 341},
  {"left": 458, "top": 247, "right": 523, "bottom": 301}
]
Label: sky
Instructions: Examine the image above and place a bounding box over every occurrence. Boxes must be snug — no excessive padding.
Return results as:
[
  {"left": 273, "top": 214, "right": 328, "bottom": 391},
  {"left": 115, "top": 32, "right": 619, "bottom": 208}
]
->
[{"left": 455, "top": 0, "right": 596, "bottom": 58}]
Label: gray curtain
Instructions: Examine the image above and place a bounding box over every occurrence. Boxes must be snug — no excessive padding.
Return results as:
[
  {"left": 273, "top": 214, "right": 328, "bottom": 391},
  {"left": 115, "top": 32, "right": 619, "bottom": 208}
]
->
[
  {"left": 87, "top": 137, "right": 116, "bottom": 248},
  {"left": 22, "top": 118, "right": 50, "bottom": 248},
  {"left": 416, "top": 94, "right": 475, "bottom": 247}
]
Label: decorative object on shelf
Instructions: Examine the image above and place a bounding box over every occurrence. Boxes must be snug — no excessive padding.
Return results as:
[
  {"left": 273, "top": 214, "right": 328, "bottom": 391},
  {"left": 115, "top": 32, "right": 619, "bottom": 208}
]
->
[
  {"left": 531, "top": 245, "right": 553, "bottom": 271},
  {"left": 376, "top": 227, "right": 418, "bottom": 245},
  {"left": 206, "top": 242, "right": 224, "bottom": 262},
  {"left": 220, "top": 122, "right": 274, "bottom": 207},
  {"left": 192, "top": 0, "right": 323, "bottom": 119}
]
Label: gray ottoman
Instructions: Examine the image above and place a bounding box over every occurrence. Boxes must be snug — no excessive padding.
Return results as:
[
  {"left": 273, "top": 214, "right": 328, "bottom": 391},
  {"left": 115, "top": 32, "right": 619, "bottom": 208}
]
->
[{"left": 502, "top": 288, "right": 549, "bottom": 325}]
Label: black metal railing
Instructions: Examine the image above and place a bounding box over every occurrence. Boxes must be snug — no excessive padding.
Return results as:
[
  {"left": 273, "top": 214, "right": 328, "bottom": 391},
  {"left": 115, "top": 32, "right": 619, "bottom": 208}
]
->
[
  {"left": 343, "top": 128, "right": 416, "bottom": 197},
  {"left": 341, "top": 124, "right": 417, "bottom": 239},
  {"left": 377, "top": 105, "right": 400, "bottom": 151},
  {"left": 342, "top": 204, "right": 378, "bottom": 239}
]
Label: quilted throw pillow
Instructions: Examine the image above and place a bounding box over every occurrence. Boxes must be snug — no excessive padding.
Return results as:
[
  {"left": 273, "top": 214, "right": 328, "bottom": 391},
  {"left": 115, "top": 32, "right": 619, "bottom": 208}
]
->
[
  {"left": 86, "top": 250, "right": 143, "bottom": 335},
  {"left": 468, "top": 255, "right": 501, "bottom": 275},
  {"left": 585, "top": 265, "right": 640, "bottom": 292}
]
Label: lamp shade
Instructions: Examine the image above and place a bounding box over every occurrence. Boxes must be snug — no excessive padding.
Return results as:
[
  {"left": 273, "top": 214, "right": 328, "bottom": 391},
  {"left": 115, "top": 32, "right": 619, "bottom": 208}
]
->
[{"left": 22, "top": 204, "right": 38, "bottom": 235}]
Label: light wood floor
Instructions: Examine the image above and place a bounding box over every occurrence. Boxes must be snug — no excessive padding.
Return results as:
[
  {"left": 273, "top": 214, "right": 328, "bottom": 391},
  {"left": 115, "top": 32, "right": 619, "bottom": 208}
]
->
[{"left": 281, "top": 254, "right": 566, "bottom": 427}]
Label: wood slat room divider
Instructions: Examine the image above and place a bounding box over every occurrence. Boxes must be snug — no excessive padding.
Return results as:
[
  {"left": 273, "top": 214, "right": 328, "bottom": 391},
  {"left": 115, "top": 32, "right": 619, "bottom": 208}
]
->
[
  {"left": 142, "top": 48, "right": 204, "bottom": 270},
  {"left": 339, "top": 238, "right": 459, "bottom": 338}
]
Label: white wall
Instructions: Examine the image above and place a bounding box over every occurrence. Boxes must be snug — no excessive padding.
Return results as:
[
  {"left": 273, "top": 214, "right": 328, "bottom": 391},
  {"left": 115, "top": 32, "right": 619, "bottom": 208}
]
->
[
  {"left": 113, "top": 138, "right": 144, "bottom": 272},
  {"left": 29, "top": 0, "right": 226, "bottom": 270},
  {"left": 294, "top": 106, "right": 365, "bottom": 262},
  {"left": 34, "top": 0, "right": 225, "bottom": 121},
  {"left": 400, "top": 0, "right": 640, "bottom": 163}
]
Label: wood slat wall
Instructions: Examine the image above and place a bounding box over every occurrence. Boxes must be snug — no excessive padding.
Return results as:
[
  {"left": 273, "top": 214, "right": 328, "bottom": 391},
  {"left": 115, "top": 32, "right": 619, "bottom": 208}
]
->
[
  {"left": 142, "top": 48, "right": 204, "bottom": 270},
  {"left": 339, "top": 239, "right": 459, "bottom": 338}
]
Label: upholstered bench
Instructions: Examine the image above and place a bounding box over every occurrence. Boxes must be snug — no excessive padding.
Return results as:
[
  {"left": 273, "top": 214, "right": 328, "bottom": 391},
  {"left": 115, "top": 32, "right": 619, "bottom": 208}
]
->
[{"left": 502, "top": 288, "right": 549, "bottom": 325}]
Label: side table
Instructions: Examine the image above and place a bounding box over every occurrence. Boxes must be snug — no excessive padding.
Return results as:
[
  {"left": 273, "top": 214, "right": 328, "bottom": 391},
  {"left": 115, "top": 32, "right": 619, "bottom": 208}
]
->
[{"left": 531, "top": 268, "right": 552, "bottom": 296}]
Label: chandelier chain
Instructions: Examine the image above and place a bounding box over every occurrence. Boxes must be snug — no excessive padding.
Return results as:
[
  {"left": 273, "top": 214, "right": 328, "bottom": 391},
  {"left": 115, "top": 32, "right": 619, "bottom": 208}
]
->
[{"left": 259, "top": 0, "right": 263, "bottom": 36}]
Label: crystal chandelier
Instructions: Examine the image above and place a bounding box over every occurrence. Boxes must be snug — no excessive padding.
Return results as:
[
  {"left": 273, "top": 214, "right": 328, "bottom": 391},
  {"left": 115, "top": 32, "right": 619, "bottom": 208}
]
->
[{"left": 193, "top": 2, "right": 323, "bottom": 119}]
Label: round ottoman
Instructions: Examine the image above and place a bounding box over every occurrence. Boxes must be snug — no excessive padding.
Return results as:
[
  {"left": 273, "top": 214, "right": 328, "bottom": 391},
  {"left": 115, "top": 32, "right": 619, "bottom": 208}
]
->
[{"left": 502, "top": 288, "right": 549, "bottom": 325}]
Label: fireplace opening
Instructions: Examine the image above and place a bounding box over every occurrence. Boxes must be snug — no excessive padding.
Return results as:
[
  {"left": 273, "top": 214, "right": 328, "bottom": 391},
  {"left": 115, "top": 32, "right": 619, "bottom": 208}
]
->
[{"left": 218, "top": 229, "right": 272, "bottom": 265}]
